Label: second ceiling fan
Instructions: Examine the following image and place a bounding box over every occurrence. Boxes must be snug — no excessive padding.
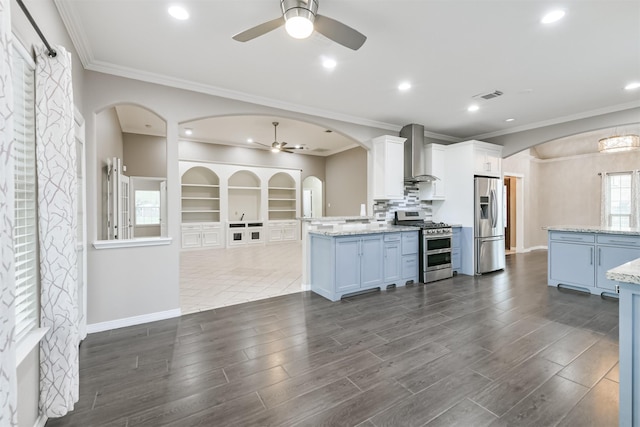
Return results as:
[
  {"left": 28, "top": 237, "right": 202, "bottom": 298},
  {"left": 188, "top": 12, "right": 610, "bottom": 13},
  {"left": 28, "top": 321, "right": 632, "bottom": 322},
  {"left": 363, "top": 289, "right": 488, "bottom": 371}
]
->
[
  {"left": 255, "top": 122, "right": 303, "bottom": 153},
  {"left": 233, "top": 0, "right": 367, "bottom": 51}
]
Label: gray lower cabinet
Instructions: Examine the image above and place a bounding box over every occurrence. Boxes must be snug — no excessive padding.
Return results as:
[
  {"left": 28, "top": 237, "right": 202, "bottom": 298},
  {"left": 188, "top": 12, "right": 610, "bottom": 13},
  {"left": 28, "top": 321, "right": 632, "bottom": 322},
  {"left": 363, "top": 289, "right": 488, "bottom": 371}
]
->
[
  {"left": 401, "top": 232, "right": 419, "bottom": 283},
  {"left": 384, "top": 234, "right": 402, "bottom": 283},
  {"left": 310, "top": 230, "right": 418, "bottom": 301},
  {"left": 618, "top": 281, "right": 640, "bottom": 427},
  {"left": 452, "top": 226, "right": 462, "bottom": 273},
  {"left": 548, "top": 231, "right": 640, "bottom": 295}
]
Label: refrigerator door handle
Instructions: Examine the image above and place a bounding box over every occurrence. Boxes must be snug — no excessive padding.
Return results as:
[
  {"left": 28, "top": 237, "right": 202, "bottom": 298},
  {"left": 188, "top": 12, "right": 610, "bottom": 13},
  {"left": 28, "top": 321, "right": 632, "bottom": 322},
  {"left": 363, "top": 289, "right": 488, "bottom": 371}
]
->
[{"left": 490, "top": 189, "right": 498, "bottom": 228}]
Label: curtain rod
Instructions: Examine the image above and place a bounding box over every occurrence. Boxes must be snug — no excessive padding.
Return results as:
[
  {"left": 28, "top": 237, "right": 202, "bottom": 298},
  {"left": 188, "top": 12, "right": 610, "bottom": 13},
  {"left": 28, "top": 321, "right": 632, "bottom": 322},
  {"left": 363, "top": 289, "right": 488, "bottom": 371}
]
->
[{"left": 16, "top": 0, "right": 57, "bottom": 57}]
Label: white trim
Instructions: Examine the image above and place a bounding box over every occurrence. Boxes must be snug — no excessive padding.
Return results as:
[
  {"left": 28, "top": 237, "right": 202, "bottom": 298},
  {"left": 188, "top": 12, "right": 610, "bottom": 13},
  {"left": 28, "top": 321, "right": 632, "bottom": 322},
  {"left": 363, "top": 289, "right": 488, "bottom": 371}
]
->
[
  {"left": 471, "top": 101, "right": 640, "bottom": 141},
  {"left": 92, "top": 236, "right": 172, "bottom": 249},
  {"left": 522, "top": 245, "right": 548, "bottom": 253},
  {"left": 86, "top": 308, "right": 182, "bottom": 333},
  {"left": 301, "top": 284, "right": 311, "bottom": 291},
  {"left": 179, "top": 157, "right": 302, "bottom": 172},
  {"left": 16, "top": 327, "right": 49, "bottom": 366},
  {"left": 33, "top": 414, "right": 48, "bottom": 427}
]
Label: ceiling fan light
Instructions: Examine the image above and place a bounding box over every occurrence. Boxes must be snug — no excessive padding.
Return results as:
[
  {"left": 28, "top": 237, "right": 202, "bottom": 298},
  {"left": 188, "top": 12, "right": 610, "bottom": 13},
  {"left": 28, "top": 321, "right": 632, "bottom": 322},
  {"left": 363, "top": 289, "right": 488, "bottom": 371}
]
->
[
  {"left": 271, "top": 147, "right": 280, "bottom": 153},
  {"left": 285, "top": 15, "right": 314, "bottom": 39}
]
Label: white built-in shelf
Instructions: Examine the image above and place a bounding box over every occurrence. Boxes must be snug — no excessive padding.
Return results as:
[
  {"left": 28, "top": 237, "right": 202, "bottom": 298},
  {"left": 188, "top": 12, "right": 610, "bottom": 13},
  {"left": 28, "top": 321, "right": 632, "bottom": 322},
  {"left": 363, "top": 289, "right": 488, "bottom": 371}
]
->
[
  {"left": 182, "top": 183, "right": 219, "bottom": 188},
  {"left": 268, "top": 209, "right": 297, "bottom": 212},
  {"left": 268, "top": 197, "right": 296, "bottom": 201},
  {"left": 181, "top": 197, "right": 220, "bottom": 200},
  {"left": 228, "top": 186, "right": 261, "bottom": 190},
  {"left": 181, "top": 209, "right": 221, "bottom": 213},
  {"left": 269, "top": 187, "right": 296, "bottom": 191}
]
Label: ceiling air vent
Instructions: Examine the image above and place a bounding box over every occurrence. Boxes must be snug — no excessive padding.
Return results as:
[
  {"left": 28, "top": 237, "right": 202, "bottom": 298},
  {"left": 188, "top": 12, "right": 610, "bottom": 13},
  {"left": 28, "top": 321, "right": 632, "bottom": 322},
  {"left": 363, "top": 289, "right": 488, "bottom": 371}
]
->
[{"left": 473, "top": 90, "right": 504, "bottom": 100}]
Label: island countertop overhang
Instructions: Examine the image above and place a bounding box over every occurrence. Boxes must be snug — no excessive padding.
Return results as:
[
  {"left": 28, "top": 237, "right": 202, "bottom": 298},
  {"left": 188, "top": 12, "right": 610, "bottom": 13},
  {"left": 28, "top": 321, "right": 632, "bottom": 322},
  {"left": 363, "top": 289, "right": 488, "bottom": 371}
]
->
[{"left": 546, "top": 225, "right": 640, "bottom": 236}]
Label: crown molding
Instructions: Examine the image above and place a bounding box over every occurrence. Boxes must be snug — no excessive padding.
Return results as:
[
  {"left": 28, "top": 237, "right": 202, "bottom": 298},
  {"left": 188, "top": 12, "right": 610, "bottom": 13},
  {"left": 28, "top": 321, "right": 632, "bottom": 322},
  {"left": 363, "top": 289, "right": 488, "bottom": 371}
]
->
[
  {"left": 54, "top": 0, "right": 94, "bottom": 67},
  {"left": 470, "top": 100, "right": 640, "bottom": 141}
]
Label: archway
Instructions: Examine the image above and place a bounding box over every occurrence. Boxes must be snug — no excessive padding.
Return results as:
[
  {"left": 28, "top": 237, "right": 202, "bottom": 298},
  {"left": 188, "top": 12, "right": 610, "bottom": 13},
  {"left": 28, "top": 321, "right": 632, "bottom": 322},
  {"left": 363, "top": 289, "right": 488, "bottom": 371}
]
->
[{"left": 302, "top": 176, "right": 323, "bottom": 218}]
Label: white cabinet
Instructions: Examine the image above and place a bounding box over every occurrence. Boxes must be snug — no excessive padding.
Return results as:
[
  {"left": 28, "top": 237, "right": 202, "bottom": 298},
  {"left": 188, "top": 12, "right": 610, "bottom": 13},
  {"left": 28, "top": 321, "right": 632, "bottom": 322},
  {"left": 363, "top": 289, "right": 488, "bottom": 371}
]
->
[
  {"left": 268, "top": 220, "right": 299, "bottom": 243},
  {"left": 474, "top": 146, "right": 502, "bottom": 177},
  {"left": 372, "top": 135, "right": 406, "bottom": 200},
  {"left": 419, "top": 144, "right": 446, "bottom": 200},
  {"left": 181, "top": 222, "right": 222, "bottom": 249}
]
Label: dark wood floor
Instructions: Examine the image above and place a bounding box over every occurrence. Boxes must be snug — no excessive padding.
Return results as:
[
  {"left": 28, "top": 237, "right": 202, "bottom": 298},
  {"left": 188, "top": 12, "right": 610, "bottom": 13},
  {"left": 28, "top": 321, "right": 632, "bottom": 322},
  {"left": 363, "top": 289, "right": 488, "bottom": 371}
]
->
[{"left": 47, "top": 250, "right": 620, "bottom": 427}]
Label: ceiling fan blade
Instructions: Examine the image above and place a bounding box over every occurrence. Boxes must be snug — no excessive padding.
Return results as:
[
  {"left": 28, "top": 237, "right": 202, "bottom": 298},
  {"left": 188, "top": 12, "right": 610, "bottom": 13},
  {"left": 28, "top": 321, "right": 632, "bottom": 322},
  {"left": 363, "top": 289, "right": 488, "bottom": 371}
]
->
[
  {"left": 232, "top": 17, "right": 285, "bottom": 42},
  {"left": 314, "top": 15, "right": 366, "bottom": 50},
  {"left": 252, "top": 141, "right": 272, "bottom": 149}
]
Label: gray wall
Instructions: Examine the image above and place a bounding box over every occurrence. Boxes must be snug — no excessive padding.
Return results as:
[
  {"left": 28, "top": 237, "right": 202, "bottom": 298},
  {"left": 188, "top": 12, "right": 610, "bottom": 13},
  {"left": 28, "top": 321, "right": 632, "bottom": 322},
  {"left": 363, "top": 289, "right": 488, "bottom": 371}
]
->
[
  {"left": 325, "top": 147, "right": 368, "bottom": 216},
  {"left": 504, "top": 148, "right": 640, "bottom": 248},
  {"left": 123, "top": 133, "right": 167, "bottom": 178}
]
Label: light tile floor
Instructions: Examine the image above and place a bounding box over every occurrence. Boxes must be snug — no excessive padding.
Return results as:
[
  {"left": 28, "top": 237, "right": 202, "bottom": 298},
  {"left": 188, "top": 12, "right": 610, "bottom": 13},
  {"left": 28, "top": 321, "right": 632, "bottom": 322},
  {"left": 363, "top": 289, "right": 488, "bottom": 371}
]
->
[{"left": 179, "top": 242, "right": 303, "bottom": 314}]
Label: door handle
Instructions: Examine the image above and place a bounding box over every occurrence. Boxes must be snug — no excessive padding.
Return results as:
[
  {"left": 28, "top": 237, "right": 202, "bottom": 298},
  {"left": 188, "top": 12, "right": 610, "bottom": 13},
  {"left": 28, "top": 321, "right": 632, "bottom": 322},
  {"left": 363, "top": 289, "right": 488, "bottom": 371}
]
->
[{"left": 590, "top": 247, "right": 593, "bottom": 265}]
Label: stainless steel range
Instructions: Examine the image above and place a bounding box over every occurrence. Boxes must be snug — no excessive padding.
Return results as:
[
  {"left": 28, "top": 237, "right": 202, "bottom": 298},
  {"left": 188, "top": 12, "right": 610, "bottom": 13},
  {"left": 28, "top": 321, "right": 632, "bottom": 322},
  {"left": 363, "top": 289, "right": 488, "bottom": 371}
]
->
[{"left": 395, "top": 211, "right": 453, "bottom": 283}]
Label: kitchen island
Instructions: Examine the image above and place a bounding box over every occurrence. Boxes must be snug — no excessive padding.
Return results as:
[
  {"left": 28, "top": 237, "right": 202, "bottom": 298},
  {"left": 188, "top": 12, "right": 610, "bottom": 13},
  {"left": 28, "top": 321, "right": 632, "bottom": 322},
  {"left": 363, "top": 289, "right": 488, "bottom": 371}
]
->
[
  {"left": 309, "top": 224, "right": 420, "bottom": 301},
  {"left": 607, "top": 258, "right": 640, "bottom": 426},
  {"left": 547, "top": 225, "right": 640, "bottom": 296}
]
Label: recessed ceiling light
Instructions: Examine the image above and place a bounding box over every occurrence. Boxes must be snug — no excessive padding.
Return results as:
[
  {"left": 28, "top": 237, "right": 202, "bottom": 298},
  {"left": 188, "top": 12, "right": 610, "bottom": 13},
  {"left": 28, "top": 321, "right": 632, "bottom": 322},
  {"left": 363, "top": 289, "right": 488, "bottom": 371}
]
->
[
  {"left": 322, "top": 58, "right": 337, "bottom": 69},
  {"left": 624, "top": 82, "right": 640, "bottom": 90},
  {"left": 144, "top": 124, "right": 152, "bottom": 128},
  {"left": 541, "top": 10, "right": 565, "bottom": 24},
  {"left": 505, "top": 118, "right": 515, "bottom": 122},
  {"left": 325, "top": 129, "right": 333, "bottom": 133},
  {"left": 184, "top": 128, "right": 193, "bottom": 135},
  {"left": 168, "top": 5, "right": 189, "bottom": 20},
  {"left": 398, "top": 82, "right": 411, "bottom": 91},
  {"left": 467, "top": 104, "right": 480, "bottom": 112}
]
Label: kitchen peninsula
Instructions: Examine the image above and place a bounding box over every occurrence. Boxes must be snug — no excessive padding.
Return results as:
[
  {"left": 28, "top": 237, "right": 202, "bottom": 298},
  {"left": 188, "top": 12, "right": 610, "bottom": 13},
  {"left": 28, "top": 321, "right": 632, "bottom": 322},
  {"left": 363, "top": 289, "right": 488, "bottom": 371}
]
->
[
  {"left": 309, "top": 223, "right": 420, "bottom": 301},
  {"left": 547, "top": 225, "right": 640, "bottom": 296},
  {"left": 607, "top": 258, "right": 640, "bottom": 426}
]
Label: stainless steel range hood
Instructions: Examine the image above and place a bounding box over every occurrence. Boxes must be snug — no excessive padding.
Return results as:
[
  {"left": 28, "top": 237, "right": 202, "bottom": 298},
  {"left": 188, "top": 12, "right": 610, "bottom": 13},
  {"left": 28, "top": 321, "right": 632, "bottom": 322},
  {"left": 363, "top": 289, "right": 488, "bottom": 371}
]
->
[{"left": 400, "top": 124, "right": 439, "bottom": 183}]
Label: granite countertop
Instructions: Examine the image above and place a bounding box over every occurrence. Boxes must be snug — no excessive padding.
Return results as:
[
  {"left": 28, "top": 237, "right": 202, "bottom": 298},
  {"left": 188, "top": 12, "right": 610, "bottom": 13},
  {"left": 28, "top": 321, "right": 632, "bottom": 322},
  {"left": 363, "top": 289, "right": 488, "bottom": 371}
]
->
[
  {"left": 607, "top": 258, "right": 640, "bottom": 286},
  {"left": 309, "top": 225, "right": 420, "bottom": 237},
  {"left": 299, "top": 216, "right": 374, "bottom": 222},
  {"left": 546, "top": 225, "right": 640, "bottom": 236}
]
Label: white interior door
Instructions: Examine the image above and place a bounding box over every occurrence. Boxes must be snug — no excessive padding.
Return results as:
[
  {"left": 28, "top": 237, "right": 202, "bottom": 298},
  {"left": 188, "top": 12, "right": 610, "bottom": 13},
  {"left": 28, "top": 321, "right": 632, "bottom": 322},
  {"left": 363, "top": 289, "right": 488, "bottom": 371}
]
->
[{"left": 160, "top": 180, "right": 167, "bottom": 237}]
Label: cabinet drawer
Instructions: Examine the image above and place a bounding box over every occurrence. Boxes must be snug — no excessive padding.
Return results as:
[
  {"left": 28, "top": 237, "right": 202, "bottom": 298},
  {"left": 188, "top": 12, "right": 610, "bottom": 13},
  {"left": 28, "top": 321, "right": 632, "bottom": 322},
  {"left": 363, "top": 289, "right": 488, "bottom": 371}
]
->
[
  {"left": 201, "top": 224, "right": 221, "bottom": 231},
  {"left": 597, "top": 234, "right": 640, "bottom": 247},
  {"left": 452, "top": 248, "right": 461, "bottom": 269},
  {"left": 402, "top": 256, "right": 418, "bottom": 279},
  {"left": 384, "top": 233, "right": 401, "bottom": 242},
  {"left": 181, "top": 224, "right": 202, "bottom": 231},
  {"left": 402, "top": 232, "right": 419, "bottom": 255},
  {"left": 549, "top": 232, "right": 595, "bottom": 243}
]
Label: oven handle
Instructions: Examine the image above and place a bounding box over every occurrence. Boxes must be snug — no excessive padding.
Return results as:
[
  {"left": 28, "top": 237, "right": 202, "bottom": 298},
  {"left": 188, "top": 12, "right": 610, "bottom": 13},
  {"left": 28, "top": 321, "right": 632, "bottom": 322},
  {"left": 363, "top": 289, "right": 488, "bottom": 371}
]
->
[
  {"left": 425, "top": 248, "right": 453, "bottom": 255},
  {"left": 423, "top": 233, "right": 453, "bottom": 239}
]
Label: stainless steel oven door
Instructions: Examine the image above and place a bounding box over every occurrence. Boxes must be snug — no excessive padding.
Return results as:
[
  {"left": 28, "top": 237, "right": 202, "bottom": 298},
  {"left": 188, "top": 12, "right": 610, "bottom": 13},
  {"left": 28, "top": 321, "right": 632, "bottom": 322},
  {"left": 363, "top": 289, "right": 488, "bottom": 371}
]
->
[
  {"left": 424, "top": 235, "right": 452, "bottom": 252},
  {"left": 424, "top": 249, "right": 452, "bottom": 271}
]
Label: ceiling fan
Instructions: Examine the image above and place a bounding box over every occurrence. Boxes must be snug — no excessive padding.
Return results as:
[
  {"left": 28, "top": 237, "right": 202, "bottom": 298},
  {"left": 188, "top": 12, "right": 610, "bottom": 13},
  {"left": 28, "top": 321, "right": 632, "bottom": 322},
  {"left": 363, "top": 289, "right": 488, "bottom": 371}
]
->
[
  {"left": 232, "top": 0, "right": 367, "bottom": 51},
  {"left": 255, "top": 122, "right": 304, "bottom": 153}
]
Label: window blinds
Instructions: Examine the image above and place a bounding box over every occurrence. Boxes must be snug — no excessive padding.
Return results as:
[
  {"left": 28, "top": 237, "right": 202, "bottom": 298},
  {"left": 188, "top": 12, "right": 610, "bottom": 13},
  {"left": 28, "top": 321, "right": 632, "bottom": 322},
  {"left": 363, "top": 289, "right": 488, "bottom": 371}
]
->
[{"left": 12, "top": 43, "right": 39, "bottom": 343}]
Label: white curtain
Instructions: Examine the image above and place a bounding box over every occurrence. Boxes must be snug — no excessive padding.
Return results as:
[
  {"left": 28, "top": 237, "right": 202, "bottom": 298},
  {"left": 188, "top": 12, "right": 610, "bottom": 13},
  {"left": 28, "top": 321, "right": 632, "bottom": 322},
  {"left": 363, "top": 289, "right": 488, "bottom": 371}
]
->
[
  {"left": 0, "top": 0, "right": 17, "bottom": 425},
  {"left": 600, "top": 171, "right": 609, "bottom": 227},
  {"left": 35, "top": 45, "right": 79, "bottom": 418}
]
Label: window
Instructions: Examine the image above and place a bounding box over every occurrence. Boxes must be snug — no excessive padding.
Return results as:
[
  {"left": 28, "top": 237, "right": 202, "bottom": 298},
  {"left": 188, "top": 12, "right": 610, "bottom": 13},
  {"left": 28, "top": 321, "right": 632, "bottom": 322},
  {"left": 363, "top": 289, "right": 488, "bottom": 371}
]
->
[
  {"left": 135, "top": 190, "right": 160, "bottom": 225},
  {"left": 12, "top": 42, "right": 39, "bottom": 343},
  {"left": 604, "top": 171, "right": 638, "bottom": 228}
]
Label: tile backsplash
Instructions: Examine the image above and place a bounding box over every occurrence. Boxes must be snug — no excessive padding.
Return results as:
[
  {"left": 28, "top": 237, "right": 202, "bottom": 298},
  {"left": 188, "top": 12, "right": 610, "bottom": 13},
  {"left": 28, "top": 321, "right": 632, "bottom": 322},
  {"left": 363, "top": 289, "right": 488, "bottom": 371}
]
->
[{"left": 373, "top": 183, "right": 433, "bottom": 223}]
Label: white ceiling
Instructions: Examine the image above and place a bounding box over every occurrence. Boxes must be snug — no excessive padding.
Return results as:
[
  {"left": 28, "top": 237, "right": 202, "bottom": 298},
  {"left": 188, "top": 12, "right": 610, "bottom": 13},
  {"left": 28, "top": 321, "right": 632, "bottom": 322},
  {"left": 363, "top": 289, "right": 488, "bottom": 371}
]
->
[{"left": 57, "top": 0, "right": 640, "bottom": 151}]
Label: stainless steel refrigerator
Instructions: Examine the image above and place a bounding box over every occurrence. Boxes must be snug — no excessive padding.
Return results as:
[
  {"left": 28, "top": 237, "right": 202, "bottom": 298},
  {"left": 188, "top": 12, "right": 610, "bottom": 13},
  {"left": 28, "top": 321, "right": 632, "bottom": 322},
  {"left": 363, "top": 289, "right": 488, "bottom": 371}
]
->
[{"left": 474, "top": 176, "right": 506, "bottom": 274}]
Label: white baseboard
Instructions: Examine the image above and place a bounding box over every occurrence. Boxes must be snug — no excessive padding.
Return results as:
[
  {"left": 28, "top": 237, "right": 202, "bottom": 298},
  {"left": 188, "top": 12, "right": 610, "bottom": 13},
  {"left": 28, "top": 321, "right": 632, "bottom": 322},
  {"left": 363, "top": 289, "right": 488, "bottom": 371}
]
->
[
  {"left": 33, "top": 414, "right": 47, "bottom": 427},
  {"left": 86, "top": 308, "right": 182, "bottom": 334},
  {"left": 522, "top": 245, "right": 548, "bottom": 253},
  {"left": 301, "top": 283, "right": 311, "bottom": 291}
]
